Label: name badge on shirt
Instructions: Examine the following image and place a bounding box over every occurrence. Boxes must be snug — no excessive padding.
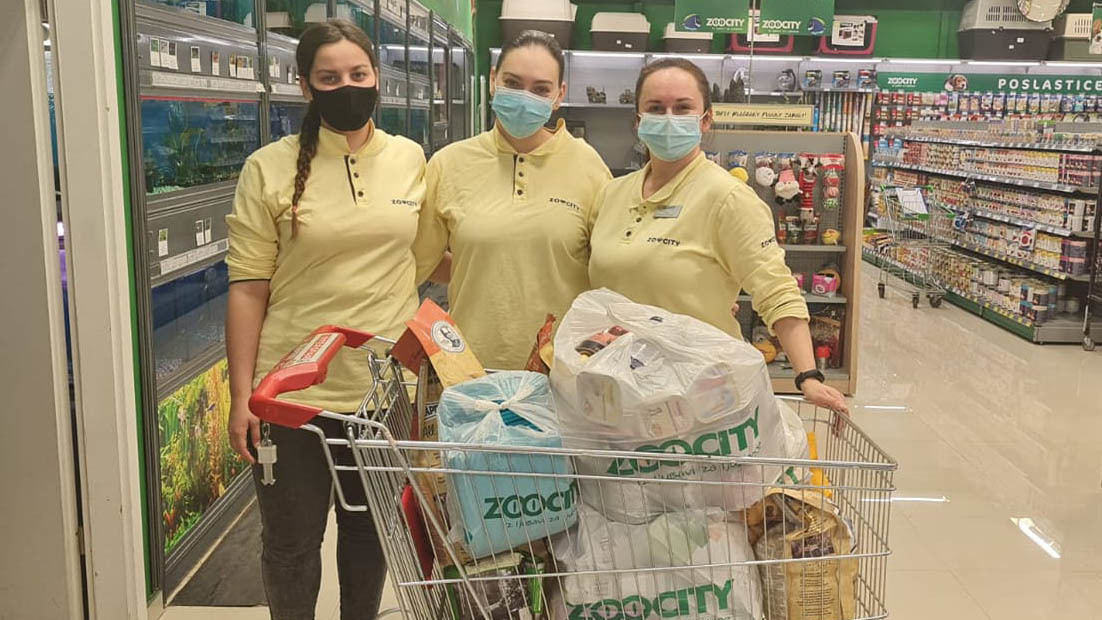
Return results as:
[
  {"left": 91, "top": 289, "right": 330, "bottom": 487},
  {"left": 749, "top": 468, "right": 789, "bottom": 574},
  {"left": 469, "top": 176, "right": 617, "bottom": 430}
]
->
[{"left": 654, "top": 205, "right": 683, "bottom": 219}]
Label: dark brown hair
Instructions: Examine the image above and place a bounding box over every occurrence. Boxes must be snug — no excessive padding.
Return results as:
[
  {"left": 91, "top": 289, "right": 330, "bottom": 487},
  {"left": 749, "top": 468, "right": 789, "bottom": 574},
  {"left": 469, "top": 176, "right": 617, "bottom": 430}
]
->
[
  {"left": 291, "top": 19, "right": 378, "bottom": 236},
  {"left": 634, "top": 58, "right": 712, "bottom": 114},
  {"left": 495, "top": 30, "right": 565, "bottom": 83}
]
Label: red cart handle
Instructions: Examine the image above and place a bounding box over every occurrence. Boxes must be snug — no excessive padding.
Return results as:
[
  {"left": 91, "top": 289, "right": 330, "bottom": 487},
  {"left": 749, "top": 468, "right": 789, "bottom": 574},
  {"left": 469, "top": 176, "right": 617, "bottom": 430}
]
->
[{"left": 249, "top": 325, "right": 375, "bottom": 428}]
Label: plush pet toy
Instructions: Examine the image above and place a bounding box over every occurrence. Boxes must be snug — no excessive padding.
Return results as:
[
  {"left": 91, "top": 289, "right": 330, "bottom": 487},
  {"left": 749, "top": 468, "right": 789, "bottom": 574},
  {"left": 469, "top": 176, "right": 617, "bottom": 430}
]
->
[
  {"left": 751, "top": 326, "right": 777, "bottom": 364},
  {"left": 755, "top": 154, "right": 776, "bottom": 188},
  {"left": 730, "top": 167, "right": 749, "bottom": 183},
  {"left": 774, "top": 168, "right": 801, "bottom": 205}
]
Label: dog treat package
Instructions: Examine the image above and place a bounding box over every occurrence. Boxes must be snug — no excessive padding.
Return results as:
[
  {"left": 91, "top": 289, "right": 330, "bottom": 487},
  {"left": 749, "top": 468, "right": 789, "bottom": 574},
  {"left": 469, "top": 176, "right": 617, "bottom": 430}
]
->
[
  {"left": 746, "top": 489, "right": 857, "bottom": 620},
  {"left": 524, "top": 314, "right": 557, "bottom": 375}
]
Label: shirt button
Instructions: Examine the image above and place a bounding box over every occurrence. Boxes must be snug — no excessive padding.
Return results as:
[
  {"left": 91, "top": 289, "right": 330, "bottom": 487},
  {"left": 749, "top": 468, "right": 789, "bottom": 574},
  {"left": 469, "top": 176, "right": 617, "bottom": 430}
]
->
[
  {"left": 354, "top": 172, "right": 360, "bottom": 178},
  {"left": 349, "top": 158, "right": 357, "bottom": 165},
  {"left": 518, "top": 171, "right": 525, "bottom": 177},
  {"left": 518, "top": 157, "right": 525, "bottom": 163},
  {"left": 635, "top": 217, "right": 642, "bottom": 223},
  {"left": 358, "top": 190, "right": 364, "bottom": 197},
  {"left": 626, "top": 231, "right": 633, "bottom": 237},
  {"left": 517, "top": 189, "right": 523, "bottom": 196}
]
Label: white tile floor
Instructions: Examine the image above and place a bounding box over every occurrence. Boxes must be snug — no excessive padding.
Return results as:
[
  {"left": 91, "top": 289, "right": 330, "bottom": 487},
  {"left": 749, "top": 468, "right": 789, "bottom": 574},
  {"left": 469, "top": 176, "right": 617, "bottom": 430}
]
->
[{"left": 161, "top": 264, "right": 1102, "bottom": 620}]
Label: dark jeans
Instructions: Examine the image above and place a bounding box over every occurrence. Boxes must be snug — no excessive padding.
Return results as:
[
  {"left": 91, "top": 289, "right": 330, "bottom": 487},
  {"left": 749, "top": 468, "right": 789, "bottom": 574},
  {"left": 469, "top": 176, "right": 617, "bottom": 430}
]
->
[{"left": 252, "top": 415, "right": 386, "bottom": 620}]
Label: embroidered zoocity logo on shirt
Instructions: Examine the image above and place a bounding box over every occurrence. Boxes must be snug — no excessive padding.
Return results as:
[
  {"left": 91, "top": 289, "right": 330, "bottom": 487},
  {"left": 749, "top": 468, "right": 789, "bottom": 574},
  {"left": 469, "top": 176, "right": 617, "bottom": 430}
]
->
[
  {"left": 647, "top": 237, "right": 682, "bottom": 247},
  {"left": 392, "top": 198, "right": 418, "bottom": 207},
  {"left": 549, "top": 197, "right": 581, "bottom": 211}
]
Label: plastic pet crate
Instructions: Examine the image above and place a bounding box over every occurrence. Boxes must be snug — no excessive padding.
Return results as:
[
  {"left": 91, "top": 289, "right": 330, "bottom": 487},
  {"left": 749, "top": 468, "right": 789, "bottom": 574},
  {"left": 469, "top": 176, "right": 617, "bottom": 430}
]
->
[
  {"left": 817, "top": 15, "right": 878, "bottom": 56},
  {"left": 663, "top": 22, "right": 713, "bottom": 53},
  {"left": 500, "top": 0, "right": 576, "bottom": 48},
  {"left": 1050, "top": 13, "right": 1100, "bottom": 61},
  {"left": 958, "top": 0, "right": 1053, "bottom": 60},
  {"left": 591, "top": 12, "right": 650, "bottom": 52}
]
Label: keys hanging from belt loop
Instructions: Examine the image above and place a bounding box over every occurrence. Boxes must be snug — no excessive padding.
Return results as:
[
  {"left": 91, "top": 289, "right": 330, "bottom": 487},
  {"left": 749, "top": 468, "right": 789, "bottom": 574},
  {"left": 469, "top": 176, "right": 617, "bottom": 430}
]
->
[{"left": 258, "top": 421, "right": 277, "bottom": 486}]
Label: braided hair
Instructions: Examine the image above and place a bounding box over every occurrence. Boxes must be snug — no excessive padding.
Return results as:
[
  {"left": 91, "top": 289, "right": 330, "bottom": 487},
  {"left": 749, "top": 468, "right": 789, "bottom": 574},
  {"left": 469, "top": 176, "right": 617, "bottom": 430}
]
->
[{"left": 291, "top": 20, "right": 378, "bottom": 237}]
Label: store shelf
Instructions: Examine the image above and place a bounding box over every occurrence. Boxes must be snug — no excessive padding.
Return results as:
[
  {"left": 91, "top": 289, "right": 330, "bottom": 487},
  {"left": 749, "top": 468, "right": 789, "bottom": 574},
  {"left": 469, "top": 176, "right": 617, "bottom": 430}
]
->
[
  {"left": 805, "top": 87, "right": 877, "bottom": 94},
  {"left": 863, "top": 246, "right": 1098, "bottom": 343},
  {"left": 944, "top": 204, "right": 1090, "bottom": 239},
  {"left": 952, "top": 239, "right": 1089, "bottom": 282},
  {"left": 871, "top": 160, "right": 1090, "bottom": 194},
  {"left": 782, "top": 244, "right": 847, "bottom": 253},
  {"left": 739, "top": 293, "right": 847, "bottom": 305},
  {"left": 560, "top": 102, "right": 636, "bottom": 109},
  {"left": 892, "top": 134, "right": 1099, "bottom": 153}
]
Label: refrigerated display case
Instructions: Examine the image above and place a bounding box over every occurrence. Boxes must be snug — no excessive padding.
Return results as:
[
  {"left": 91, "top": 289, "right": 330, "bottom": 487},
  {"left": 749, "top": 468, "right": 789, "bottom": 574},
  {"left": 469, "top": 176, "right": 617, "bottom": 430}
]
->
[{"left": 430, "top": 16, "right": 449, "bottom": 150}]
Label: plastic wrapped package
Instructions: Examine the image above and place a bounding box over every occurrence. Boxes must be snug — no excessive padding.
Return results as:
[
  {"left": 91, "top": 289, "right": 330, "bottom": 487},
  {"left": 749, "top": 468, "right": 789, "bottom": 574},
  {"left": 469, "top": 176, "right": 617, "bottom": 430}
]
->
[
  {"left": 547, "top": 504, "right": 763, "bottom": 620},
  {"left": 439, "top": 371, "right": 577, "bottom": 560},
  {"left": 550, "top": 289, "right": 789, "bottom": 523}
]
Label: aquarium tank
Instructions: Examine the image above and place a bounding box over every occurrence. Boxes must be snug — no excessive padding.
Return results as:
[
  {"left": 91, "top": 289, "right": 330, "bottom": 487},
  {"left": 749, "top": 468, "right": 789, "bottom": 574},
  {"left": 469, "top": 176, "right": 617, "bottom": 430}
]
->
[
  {"left": 270, "top": 101, "right": 308, "bottom": 141},
  {"left": 146, "top": 0, "right": 254, "bottom": 26},
  {"left": 142, "top": 97, "right": 260, "bottom": 195},
  {"left": 151, "top": 261, "right": 229, "bottom": 384}
]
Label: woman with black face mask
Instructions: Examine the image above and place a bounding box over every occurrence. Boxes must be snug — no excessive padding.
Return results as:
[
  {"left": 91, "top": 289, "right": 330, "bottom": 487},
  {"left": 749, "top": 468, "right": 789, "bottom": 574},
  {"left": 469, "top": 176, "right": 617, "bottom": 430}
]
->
[{"left": 225, "top": 20, "right": 425, "bottom": 620}]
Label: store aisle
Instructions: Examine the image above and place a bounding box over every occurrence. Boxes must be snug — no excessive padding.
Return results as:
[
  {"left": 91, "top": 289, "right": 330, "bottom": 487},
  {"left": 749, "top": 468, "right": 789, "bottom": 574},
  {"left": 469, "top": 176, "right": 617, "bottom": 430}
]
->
[{"left": 160, "top": 263, "right": 1102, "bottom": 620}]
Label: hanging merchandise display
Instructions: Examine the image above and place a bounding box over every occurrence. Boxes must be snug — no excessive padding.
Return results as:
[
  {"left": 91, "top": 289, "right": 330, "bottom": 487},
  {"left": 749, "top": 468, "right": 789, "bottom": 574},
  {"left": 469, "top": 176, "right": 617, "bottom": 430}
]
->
[{"left": 758, "top": 0, "right": 835, "bottom": 36}]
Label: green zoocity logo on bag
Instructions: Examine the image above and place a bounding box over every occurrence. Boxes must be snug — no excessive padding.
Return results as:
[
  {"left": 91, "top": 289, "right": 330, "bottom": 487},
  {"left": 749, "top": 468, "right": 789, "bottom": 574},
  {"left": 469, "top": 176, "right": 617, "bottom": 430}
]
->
[
  {"left": 568, "top": 578, "right": 737, "bottom": 619},
  {"left": 482, "top": 480, "right": 579, "bottom": 520},
  {"left": 606, "top": 407, "right": 760, "bottom": 476}
]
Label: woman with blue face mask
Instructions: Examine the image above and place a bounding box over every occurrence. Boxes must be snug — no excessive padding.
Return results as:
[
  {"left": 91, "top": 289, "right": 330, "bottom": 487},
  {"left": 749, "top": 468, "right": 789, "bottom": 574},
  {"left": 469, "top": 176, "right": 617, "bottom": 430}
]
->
[
  {"left": 413, "top": 31, "right": 611, "bottom": 370},
  {"left": 588, "top": 59, "right": 848, "bottom": 413}
]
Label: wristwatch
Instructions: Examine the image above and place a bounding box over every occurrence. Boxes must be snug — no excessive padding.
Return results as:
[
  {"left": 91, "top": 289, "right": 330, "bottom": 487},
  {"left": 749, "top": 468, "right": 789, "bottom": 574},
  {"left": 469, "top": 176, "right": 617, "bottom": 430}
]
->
[{"left": 794, "top": 369, "right": 826, "bottom": 392}]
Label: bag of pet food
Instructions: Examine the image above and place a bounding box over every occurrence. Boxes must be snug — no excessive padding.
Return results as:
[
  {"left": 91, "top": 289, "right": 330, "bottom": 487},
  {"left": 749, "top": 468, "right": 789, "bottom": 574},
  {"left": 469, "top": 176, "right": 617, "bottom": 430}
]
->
[
  {"left": 547, "top": 504, "right": 762, "bottom": 620},
  {"left": 444, "top": 551, "right": 548, "bottom": 620},
  {"left": 550, "top": 289, "right": 788, "bottom": 523},
  {"left": 438, "top": 371, "right": 577, "bottom": 560},
  {"left": 746, "top": 489, "right": 857, "bottom": 620}
]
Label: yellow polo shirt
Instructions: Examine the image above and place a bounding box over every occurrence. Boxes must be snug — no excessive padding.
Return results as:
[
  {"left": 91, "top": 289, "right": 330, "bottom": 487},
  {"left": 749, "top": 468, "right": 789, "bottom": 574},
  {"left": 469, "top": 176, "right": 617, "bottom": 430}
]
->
[
  {"left": 227, "top": 124, "right": 426, "bottom": 412},
  {"left": 589, "top": 152, "right": 808, "bottom": 338},
  {"left": 413, "top": 120, "right": 612, "bottom": 370}
]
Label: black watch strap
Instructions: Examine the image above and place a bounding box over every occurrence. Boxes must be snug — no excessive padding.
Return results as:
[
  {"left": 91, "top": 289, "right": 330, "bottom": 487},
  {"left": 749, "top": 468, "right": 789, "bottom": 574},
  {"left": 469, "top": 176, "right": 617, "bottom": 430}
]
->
[{"left": 794, "top": 369, "right": 826, "bottom": 391}]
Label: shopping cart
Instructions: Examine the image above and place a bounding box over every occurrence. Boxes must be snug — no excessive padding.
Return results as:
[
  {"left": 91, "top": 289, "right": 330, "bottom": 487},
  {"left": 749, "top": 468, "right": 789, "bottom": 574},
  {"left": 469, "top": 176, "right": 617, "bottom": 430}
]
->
[
  {"left": 251, "top": 326, "right": 898, "bottom": 620},
  {"left": 868, "top": 184, "right": 949, "bottom": 309}
]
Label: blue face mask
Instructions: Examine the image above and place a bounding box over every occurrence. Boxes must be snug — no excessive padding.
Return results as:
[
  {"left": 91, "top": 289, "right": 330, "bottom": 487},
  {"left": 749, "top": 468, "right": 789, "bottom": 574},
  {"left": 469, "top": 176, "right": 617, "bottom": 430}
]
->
[
  {"left": 491, "top": 86, "right": 555, "bottom": 138},
  {"left": 637, "top": 113, "right": 703, "bottom": 162}
]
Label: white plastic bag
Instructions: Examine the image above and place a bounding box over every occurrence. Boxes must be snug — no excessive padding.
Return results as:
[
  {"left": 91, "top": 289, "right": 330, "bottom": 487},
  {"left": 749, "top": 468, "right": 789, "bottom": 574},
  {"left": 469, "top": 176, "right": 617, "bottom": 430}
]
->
[
  {"left": 548, "top": 504, "right": 763, "bottom": 620},
  {"left": 438, "top": 371, "right": 577, "bottom": 559},
  {"left": 775, "top": 397, "right": 811, "bottom": 486},
  {"left": 550, "top": 289, "right": 788, "bottom": 522}
]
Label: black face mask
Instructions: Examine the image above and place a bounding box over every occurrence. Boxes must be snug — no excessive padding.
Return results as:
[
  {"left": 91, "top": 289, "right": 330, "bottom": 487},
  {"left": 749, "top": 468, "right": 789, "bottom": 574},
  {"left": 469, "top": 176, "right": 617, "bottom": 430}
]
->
[{"left": 309, "top": 84, "right": 378, "bottom": 132}]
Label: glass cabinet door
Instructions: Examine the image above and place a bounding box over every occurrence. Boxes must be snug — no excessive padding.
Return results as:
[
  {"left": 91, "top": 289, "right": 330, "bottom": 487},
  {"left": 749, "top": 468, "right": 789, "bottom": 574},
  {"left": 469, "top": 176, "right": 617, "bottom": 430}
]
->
[
  {"left": 145, "top": 0, "right": 255, "bottom": 26},
  {"left": 266, "top": 0, "right": 326, "bottom": 38},
  {"left": 141, "top": 97, "right": 260, "bottom": 195},
  {"left": 449, "top": 38, "right": 470, "bottom": 141},
  {"left": 408, "top": 1, "right": 431, "bottom": 148},
  {"left": 151, "top": 262, "right": 229, "bottom": 385},
  {"left": 270, "top": 101, "right": 307, "bottom": 140},
  {"left": 336, "top": 0, "right": 375, "bottom": 38},
  {"left": 431, "top": 20, "right": 449, "bottom": 149}
]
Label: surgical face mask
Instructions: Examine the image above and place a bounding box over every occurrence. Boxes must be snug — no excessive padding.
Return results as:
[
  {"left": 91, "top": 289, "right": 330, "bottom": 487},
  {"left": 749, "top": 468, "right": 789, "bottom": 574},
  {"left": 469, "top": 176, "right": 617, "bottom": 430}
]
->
[
  {"left": 310, "top": 83, "right": 378, "bottom": 132},
  {"left": 637, "top": 113, "right": 703, "bottom": 162},
  {"left": 491, "top": 86, "right": 555, "bottom": 138}
]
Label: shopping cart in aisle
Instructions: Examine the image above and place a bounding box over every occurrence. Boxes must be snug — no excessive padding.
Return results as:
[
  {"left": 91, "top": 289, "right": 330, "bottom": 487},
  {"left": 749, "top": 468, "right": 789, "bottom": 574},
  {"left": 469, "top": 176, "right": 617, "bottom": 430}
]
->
[
  {"left": 868, "top": 184, "right": 948, "bottom": 309},
  {"left": 250, "top": 326, "right": 898, "bottom": 620}
]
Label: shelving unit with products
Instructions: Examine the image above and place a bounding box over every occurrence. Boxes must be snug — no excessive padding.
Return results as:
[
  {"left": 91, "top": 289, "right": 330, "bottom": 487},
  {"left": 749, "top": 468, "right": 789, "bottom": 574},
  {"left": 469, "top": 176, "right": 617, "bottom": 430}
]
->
[
  {"left": 866, "top": 121, "right": 1102, "bottom": 344},
  {"left": 119, "top": 0, "right": 476, "bottom": 596}
]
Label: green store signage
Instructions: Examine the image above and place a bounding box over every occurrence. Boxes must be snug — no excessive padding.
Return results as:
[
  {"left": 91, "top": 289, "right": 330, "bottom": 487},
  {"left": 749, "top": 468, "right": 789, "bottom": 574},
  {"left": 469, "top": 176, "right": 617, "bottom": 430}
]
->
[
  {"left": 877, "top": 71, "right": 1102, "bottom": 94},
  {"left": 674, "top": 0, "right": 751, "bottom": 34},
  {"left": 758, "top": 0, "right": 834, "bottom": 36}
]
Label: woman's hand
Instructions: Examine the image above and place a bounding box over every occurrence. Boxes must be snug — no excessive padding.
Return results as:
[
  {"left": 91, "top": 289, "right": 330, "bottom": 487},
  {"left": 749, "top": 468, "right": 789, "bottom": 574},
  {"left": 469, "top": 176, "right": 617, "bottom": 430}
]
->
[
  {"left": 800, "top": 378, "right": 849, "bottom": 415},
  {"left": 229, "top": 402, "right": 262, "bottom": 464}
]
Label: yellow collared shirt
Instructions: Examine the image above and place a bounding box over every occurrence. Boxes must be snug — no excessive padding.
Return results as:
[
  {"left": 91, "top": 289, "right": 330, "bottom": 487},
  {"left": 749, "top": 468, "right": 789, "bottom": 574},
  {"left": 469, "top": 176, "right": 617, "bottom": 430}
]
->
[
  {"left": 589, "top": 152, "right": 808, "bottom": 338},
  {"left": 227, "top": 124, "right": 426, "bottom": 411},
  {"left": 413, "top": 120, "right": 612, "bottom": 369}
]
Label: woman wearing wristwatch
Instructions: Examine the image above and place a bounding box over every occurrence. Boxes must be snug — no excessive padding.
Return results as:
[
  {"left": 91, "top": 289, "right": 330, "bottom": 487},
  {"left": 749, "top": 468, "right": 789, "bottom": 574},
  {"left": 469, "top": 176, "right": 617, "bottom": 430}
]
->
[{"left": 587, "top": 58, "right": 848, "bottom": 412}]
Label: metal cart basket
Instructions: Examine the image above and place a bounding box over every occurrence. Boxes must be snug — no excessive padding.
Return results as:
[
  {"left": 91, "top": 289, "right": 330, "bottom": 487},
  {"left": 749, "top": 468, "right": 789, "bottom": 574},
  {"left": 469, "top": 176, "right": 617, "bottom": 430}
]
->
[
  {"left": 869, "top": 185, "right": 949, "bottom": 309},
  {"left": 251, "top": 326, "right": 898, "bottom": 620}
]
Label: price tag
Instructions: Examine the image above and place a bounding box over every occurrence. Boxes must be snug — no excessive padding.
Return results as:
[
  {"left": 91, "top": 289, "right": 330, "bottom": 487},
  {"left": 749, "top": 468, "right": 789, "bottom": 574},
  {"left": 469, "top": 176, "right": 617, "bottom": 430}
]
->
[
  {"left": 190, "top": 46, "right": 201, "bottom": 73},
  {"left": 149, "top": 38, "right": 162, "bottom": 68},
  {"left": 166, "top": 41, "right": 179, "bottom": 70},
  {"left": 228, "top": 54, "right": 237, "bottom": 78},
  {"left": 211, "top": 51, "right": 220, "bottom": 76},
  {"left": 204, "top": 218, "right": 212, "bottom": 244},
  {"left": 195, "top": 220, "right": 205, "bottom": 247},
  {"left": 157, "top": 229, "right": 169, "bottom": 257}
]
